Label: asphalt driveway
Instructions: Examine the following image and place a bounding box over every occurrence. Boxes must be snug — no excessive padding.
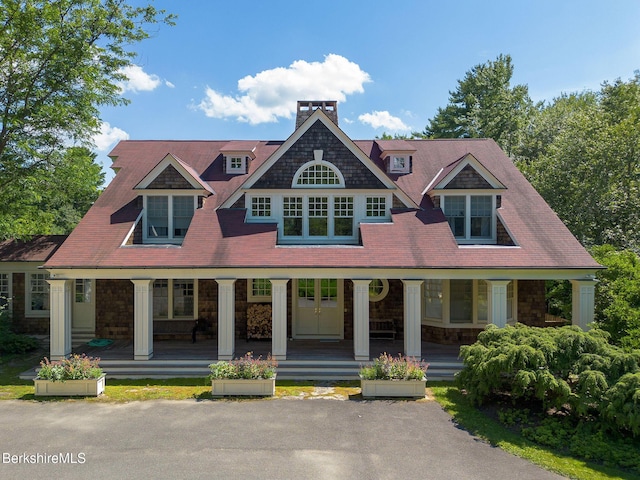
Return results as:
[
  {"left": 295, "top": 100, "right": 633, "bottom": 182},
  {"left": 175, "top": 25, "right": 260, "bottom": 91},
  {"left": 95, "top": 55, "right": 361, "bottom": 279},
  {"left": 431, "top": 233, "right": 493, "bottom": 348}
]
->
[{"left": 0, "top": 397, "right": 565, "bottom": 480}]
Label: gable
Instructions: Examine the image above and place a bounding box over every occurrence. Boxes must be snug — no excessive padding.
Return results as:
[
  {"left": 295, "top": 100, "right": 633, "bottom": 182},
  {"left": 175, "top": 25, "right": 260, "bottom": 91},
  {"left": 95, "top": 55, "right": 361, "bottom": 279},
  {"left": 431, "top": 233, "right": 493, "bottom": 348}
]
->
[
  {"left": 147, "top": 164, "right": 195, "bottom": 189},
  {"left": 444, "top": 164, "right": 493, "bottom": 189},
  {"left": 251, "top": 121, "right": 386, "bottom": 189}
]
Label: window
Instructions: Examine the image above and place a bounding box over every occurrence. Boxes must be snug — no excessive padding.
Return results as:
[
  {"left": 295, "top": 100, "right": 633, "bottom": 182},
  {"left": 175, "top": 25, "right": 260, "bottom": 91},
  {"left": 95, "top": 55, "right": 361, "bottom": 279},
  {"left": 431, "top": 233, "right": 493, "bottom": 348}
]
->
[
  {"left": 366, "top": 197, "right": 387, "bottom": 217},
  {"left": 333, "top": 196, "right": 353, "bottom": 236},
  {"left": 251, "top": 197, "right": 271, "bottom": 217},
  {"left": 283, "top": 197, "right": 303, "bottom": 236},
  {"left": 507, "top": 281, "right": 514, "bottom": 321},
  {"left": 248, "top": 279, "right": 272, "bottom": 302},
  {"left": 292, "top": 161, "right": 344, "bottom": 187},
  {"left": 231, "top": 157, "right": 242, "bottom": 169},
  {"left": 0, "top": 273, "right": 9, "bottom": 309},
  {"left": 226, "top": 156, "right": 246, "bottom": 174},
  {"left": 477, "top": 280, "right": 488, "bottom": 322},
  {"left": 308, "top": 197, "right": 328, "bottom": 237},
  {"left": 392, "top": 157, "right": 405, "bottom": 171},
  {"left": 29, "top": 273, "right": 50, "bottom": 314},
  {"left": 368, "top": 279, "right": 389, "bottom": 302},
  {"left": 153, "top": 279, "right": 196, "bottom": 319},
  {"left": 145, "top": 195, "right": 195, "bottom": 243},
  {"left": 75, "top": 279, "right": 91, "bottom": 303},
  {"left": 424, "top": 279, "right": 443, "bottom": 320},
  {"left": 450, "top": 279, "right": 473, "bottom": 323},
  {"left": 443, "top": 195, "right": 495, "bottom": 243}
]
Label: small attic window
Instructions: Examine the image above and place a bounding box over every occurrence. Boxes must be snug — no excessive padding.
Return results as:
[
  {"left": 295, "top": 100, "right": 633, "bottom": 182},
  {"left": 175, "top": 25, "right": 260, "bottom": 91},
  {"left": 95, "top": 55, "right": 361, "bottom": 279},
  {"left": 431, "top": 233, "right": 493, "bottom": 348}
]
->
[
  {"left": 389, "top": 156, "right": 410, "bottom": 174},
  {"left": 226, "top": 155, "right": 247, "bottom": 174}
]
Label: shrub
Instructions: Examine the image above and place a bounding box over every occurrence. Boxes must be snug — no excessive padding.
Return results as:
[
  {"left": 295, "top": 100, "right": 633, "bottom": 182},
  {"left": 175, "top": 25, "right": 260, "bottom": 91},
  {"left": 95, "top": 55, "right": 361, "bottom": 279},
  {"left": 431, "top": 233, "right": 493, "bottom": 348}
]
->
[
  {"left": 0, "top": 310, "right": 40, "bottom": 355},
  {"left": 359, "top": 353, "right": 428, "bottom": 381},
  {"left": 36, "top": 354, "right": 103, "bottom": 382},
  {"left": 458, "top": 324, "right": 640, "bottom": 435},
  {"left": 209, "top": 352, "right": 277, "bottom": 380}
]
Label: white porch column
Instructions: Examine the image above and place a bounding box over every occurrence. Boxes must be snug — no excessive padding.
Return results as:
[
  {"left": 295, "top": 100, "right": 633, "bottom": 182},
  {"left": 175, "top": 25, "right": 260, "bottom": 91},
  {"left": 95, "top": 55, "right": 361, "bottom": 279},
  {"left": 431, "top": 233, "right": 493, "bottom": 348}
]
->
[
  {"left": 571, "top": 279, "right": 596, "bottom": 330},
  {"left": 132, "top": 279, "right": 154, "bottom": 360},
  {"left": 353, "top": 280, "right": 372, "bottom": 361},
  {"left": 48, "top": 279, "right": 73, "bottom": 360},
  {"left": 403, "top": 280, "right": 423, "bottom": 358},
  {"left": 270, "top": 279, "right": 288, "bottom": 361},
  {"left": 217, "top": 279, "right": 236, "bottom": 360},
  {"left": 487, "top": 280, "right": 510, "bottom": 328}
]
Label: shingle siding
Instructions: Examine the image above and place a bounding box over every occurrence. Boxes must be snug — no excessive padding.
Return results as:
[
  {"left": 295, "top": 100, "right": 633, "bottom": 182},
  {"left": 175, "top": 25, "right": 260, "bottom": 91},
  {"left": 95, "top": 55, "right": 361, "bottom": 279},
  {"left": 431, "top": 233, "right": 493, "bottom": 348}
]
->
[{"left": 251, "top": 121, "right": 386, "bottom": 190}]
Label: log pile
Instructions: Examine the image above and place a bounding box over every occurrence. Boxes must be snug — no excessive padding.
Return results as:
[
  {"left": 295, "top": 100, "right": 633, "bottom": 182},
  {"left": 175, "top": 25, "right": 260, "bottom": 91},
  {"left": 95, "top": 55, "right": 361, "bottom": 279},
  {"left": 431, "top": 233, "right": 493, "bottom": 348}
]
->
[{"left": 247, "top": 304, "right": 272, "bottom": 339}]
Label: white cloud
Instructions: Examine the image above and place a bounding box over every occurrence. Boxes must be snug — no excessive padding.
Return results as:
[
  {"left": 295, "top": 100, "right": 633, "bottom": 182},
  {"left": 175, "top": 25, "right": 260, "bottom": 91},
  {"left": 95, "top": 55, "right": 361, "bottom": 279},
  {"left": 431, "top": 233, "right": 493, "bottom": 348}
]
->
[
  {"left": 117, "top": 65, "right": 162, "bottom": 93},
  {"left": 165, "top": 80, "right": 175, "bottom": 89},
  {"left": 93, "top": 122, "right": 129, "bottom": 151},
  {"left": 198, "top": 54, "right": 371, "bottom": 124},
  {"left": 358, "top": 111, "right": 410, "bottom": 131}
]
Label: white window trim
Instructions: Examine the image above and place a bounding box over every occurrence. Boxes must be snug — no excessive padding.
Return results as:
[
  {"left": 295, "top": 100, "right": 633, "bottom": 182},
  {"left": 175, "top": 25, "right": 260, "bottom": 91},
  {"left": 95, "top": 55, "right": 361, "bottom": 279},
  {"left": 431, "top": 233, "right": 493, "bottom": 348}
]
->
[
  {"left": 246, "top": 195, "right": 275, "bottom": 221},
  {"left": 368, "top": 279, "right": 389, "bottom": 302},
  {"left": 422, "top": 279, "right": 517, "bottom": 327},
  {"left": 390, "top": 156, "right": 410, "bottom": 174},
  {"left": 247, "top": 279, "right": 273, "bottom": 303},
  {"left": 226, "top": 155, "right": 246, "bottom": 174},
  {"left": 441, "top": 193, "right": 497, "bottom": 244},
  {"left": 292, "top": 160, "right": 345, "bottom": 188},
  {"left": 153, "top": 279, "right": 198, "bottom": 320},
  {"left": 143, "top": 194, "right": 197, "bottom": 244},
  {"left": 0, "top": 272, "right": 12, "bottom": 311},
  {"left": 27, "top": 272, "right": 50, "bottom": 317}
]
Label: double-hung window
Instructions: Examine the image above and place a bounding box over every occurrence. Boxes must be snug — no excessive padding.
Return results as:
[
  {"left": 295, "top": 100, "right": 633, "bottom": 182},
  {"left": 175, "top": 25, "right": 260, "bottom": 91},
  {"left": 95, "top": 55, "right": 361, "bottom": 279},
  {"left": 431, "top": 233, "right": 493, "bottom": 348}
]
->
[
  {"left": 28, "top": 273, "right": 50, "bottom": 314},
  {"left": 443, "top": 195, "right": 495, "bottom": 243},
  {"left": 145, "top": 195, "right": 195, "bottom": 243}
]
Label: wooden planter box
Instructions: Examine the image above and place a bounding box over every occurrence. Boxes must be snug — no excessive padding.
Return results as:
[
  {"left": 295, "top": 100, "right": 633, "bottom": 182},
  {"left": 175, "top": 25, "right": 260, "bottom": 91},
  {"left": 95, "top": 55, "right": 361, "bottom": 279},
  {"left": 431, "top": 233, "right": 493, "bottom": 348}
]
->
[
  {"left": 211, "top": 376, "right": 276, "bottom": 397},
  {"left": 34, "top": 374, "right": 106, "bottom": 397},
  {"left": 360, "top": 378, "right": 426, "bottom": 398}
]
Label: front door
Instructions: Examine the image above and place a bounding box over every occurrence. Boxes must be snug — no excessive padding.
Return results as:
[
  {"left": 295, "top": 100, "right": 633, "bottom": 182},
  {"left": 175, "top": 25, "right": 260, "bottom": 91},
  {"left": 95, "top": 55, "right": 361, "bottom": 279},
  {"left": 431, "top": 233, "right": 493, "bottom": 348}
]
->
[
  {"left": 72, "top": 279, "right": 95, "bottom": 332},
  {"left": 294, "top": 279, "right": 343, "bottom": 338}
]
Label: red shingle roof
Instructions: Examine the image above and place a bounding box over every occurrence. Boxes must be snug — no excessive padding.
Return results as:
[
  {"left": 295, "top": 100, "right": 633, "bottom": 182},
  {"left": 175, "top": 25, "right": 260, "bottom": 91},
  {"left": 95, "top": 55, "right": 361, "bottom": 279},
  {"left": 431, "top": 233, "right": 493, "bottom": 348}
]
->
[
  {"left": 1, "top": 235, "right": 67, "bottom": 262},
  {"left": 44, "top": 137, "right": 600, "bottom": 271}
]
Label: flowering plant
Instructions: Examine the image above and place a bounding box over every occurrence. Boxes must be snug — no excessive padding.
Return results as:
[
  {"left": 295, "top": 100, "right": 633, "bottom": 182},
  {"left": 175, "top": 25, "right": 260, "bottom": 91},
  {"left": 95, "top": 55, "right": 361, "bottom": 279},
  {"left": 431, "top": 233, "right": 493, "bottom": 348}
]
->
[
  {"left": 209, "top": 352, "right": 277, "bottom": 380},
  {"left": 359, "top": 353, "right": 428, "bottom": 381},
  {"left": 36, "top": 354, "right": 103, "bottom": 382}
]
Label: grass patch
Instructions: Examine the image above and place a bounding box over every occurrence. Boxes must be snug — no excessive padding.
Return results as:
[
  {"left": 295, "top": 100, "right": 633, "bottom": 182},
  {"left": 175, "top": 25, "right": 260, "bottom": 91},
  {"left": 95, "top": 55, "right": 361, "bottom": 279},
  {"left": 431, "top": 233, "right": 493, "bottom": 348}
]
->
[{"left": 429, "top": 382, "right": 640, "bottom": 480}]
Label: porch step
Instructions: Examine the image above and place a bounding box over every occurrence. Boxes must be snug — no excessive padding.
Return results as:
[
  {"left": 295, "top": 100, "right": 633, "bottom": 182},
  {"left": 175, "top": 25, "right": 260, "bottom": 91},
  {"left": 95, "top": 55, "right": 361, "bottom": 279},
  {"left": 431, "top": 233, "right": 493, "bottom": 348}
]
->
[
  {"left": 72, "top": 332, "right": 95, "bottom": 349},
  {"left": 20, "top": 359, "right": 463, "bottom": 381}
]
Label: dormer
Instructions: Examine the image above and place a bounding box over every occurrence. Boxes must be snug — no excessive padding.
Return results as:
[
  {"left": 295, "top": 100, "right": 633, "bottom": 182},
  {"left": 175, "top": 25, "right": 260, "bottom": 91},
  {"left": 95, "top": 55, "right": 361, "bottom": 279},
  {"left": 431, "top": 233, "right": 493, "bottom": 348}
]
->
[
  {"left": 134, "top": 153, "right": 213, "bottom": 244},
  {"left": 220, "top": 141, "right": 257, "bottom": 175},
  {"left": 375, "top": 140, "right": 417, "bottom": 175},
  {"left": 425, "top": 153, "right": 506, "bottom": 244}
]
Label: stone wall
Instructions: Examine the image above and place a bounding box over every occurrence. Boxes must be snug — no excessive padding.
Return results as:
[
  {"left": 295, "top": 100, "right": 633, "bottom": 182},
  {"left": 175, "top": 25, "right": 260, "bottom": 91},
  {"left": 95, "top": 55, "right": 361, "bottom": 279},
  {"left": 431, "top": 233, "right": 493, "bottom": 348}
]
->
[{"left": 95, "top": 279, "right": 134, "bottom": 339}]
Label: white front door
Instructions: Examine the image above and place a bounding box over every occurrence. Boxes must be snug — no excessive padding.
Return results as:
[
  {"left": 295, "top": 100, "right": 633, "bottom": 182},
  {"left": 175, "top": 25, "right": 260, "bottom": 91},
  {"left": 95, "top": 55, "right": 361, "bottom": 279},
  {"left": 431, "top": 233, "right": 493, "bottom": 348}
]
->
[
  {"left": 294, "top": 279, "right": 343, "bottom": 338},
  {"left": 72, "top": 279, "right": 95, "bottom": 332}
]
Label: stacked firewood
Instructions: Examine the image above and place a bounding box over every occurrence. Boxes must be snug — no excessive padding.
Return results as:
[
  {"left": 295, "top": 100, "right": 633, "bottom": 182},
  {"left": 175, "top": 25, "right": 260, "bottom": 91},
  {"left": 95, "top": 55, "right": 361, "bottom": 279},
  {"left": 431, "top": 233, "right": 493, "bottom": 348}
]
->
[{"left": 247, "top": 304, "right": 273, "bottom": 339}]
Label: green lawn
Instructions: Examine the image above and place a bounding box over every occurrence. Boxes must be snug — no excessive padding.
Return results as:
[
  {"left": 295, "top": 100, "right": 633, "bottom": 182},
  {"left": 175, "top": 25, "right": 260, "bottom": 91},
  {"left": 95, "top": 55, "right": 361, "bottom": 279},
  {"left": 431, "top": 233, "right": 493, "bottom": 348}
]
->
[{"left": 2, "top": 352, "right": 637, "bottom": 479}]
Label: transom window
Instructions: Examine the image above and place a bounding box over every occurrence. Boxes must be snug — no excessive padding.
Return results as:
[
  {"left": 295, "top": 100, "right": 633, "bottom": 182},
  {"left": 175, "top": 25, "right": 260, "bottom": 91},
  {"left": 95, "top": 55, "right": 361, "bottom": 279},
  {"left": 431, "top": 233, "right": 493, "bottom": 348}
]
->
[
  {"left": 145, "top": 195, "right": 195, "bottom": 243},
  {"left": 292, "top": 161, "right": 344, "bottom": 187},
  {"left": 153, "top": 279, "right": 196, "bottom": 319},
  {"left": 443, "top": 195, "right": 495, "bottom": 243}
]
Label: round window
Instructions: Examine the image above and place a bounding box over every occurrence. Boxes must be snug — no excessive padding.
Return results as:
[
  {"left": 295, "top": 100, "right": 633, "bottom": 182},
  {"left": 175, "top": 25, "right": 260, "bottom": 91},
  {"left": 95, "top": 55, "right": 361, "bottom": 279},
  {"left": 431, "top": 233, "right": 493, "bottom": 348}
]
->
[{"left": 368, "top": 279, "right": 389, "bottom": 302}]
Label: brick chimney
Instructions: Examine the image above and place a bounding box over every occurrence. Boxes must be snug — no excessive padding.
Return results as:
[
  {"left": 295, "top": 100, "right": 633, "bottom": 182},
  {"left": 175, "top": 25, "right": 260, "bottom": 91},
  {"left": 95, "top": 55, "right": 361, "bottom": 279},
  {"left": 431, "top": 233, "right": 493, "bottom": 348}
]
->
[{"left": 295, "top": 101, "right": 338, "bottom": 129}]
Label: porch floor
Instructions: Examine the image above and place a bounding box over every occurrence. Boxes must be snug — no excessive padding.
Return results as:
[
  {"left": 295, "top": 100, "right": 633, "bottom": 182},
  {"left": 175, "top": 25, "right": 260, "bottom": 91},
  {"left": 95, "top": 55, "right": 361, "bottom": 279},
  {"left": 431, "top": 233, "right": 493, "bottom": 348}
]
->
[{"left": 73, "top": 338, "right": 461, "bottom": 363}]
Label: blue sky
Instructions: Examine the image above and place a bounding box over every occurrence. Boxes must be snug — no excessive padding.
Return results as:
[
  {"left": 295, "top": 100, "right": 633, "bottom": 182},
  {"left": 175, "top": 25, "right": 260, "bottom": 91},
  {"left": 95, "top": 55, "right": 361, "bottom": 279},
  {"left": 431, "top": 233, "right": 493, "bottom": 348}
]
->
[{"left": 95, "top": 0, "right": 640, "bottom": 183}]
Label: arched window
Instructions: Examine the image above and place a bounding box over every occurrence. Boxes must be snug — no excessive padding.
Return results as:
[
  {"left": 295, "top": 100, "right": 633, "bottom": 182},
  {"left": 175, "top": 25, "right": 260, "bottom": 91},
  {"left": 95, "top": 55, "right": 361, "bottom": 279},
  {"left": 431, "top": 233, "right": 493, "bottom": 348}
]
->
[{"left": 292, "top": 161, "right": 344, "bottom": 188}]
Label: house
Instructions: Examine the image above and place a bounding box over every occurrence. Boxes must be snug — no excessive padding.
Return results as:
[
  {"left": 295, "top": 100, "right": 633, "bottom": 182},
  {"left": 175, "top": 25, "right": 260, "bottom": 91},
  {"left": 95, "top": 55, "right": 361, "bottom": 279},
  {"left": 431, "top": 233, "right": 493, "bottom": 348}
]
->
[
  {"left": 36, "top": 100, "right": 600, "bottom": 362},
  {"left": 0, "top": 235, "right": 67, "bottom": 334}
]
